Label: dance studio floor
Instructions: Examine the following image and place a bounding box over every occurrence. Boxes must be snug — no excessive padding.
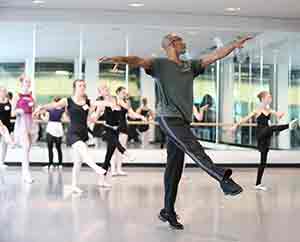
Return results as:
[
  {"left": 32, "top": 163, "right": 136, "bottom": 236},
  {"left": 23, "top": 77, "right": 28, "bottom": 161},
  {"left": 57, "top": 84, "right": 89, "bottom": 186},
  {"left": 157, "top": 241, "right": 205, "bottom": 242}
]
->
[{"left": 0, "top": 167, "right": 300, "bottom": 242}]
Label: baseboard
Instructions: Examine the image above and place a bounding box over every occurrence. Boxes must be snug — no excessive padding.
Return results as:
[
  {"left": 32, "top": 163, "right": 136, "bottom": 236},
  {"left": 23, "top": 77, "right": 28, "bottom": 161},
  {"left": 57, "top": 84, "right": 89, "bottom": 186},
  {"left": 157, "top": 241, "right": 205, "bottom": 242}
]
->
[{"left": 4, "top": 162, "right": 300, "bottom": 168}]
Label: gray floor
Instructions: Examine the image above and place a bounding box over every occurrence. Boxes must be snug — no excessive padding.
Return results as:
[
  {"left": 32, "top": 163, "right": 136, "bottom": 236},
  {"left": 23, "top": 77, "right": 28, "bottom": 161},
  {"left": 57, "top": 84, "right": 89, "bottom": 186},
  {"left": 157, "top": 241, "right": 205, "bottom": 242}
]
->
[{"left": 0, "top": 167, "right": 299, "bottom": 242}]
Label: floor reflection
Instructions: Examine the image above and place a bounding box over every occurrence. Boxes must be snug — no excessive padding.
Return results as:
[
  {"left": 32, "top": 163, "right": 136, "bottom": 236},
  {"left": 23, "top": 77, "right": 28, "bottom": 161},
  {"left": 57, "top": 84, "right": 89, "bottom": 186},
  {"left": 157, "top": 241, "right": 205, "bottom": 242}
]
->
[{"left": 0, "top": 168, "right": 299, "bottom": 242}]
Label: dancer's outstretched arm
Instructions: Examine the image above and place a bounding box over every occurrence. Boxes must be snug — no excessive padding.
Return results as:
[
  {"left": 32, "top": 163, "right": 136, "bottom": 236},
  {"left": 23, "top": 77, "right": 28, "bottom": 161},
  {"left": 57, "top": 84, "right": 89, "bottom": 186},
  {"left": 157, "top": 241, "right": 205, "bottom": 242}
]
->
[
  {"left": 201, "top": 36, "right": 253, "bottom": 68},
  {"left": 98, "top": 56, "right": 153, "bottom": 70},
  {"left": 33, "top": 98, "right": 67, "bottom": 117},
  {"left": 136, "top": 107, "right": 155, "bottom": 121},
  {"left": 231, "top": 110, "right": 257, "bottom": 131},
  {"left": 90, "top": 100, "right": 113, "bottom": 122},
  {"left": 270, "top": 110, "right": 285, "bottom": 120},
  {"left": 118, "top": 99, "right": 147, "bottom": 121},
  {"left": 128, "top": 108, "right": 147, "bottom": 121}
]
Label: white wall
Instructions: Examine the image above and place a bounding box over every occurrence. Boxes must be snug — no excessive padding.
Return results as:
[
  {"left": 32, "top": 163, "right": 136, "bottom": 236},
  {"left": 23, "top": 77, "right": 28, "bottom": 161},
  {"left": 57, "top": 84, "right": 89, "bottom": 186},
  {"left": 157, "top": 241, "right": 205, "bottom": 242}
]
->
[{"left": 3, "top": 145, "right": 300, "bottom": 165}]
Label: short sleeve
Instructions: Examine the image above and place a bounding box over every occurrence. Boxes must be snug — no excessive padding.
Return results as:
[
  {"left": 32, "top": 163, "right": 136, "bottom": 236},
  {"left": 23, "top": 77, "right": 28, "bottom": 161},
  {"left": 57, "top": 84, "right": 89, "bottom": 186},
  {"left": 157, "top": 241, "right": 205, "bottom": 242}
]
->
[
  {"left": 145, "top": 58, "right": 161, "bottom": 78},
  {"left": 86, "top": 99, "right": 91, "bottom": 107},
  {"left": 191, "top": 59, "right": 206, "bottom": 78},
  {"left": 66, "top": 97, "right": 71, "bottom": 107}
]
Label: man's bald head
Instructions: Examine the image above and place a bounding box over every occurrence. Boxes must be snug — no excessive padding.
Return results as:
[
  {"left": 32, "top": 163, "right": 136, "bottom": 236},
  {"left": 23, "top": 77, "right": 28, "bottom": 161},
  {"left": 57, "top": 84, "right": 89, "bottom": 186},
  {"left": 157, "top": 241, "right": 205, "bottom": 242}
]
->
[{"left": 161, "top": 33, "right": 183, "bottom": 50}]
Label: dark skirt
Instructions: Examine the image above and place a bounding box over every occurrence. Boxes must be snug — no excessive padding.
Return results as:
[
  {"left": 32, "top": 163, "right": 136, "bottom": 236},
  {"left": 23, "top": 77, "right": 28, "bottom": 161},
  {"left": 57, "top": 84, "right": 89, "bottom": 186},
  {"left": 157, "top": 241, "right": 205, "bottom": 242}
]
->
[{"left": 66, "top": 126, "right": 89, "bottom": 146}]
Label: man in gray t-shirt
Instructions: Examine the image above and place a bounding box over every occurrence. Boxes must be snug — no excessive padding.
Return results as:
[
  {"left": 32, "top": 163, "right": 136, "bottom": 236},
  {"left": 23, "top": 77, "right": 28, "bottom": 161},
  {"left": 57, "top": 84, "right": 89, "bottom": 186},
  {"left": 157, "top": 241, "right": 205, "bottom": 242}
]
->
[
  {"left": 146, "top": 58, "right": 205, "bottom": 122},
  {"left": 99, "top": 33, "right": 252, "bottom": 230}
]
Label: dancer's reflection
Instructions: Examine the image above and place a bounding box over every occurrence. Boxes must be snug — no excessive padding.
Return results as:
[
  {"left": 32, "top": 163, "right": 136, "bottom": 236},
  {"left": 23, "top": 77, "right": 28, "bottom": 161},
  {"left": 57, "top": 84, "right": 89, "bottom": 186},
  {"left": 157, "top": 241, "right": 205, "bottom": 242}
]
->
[
  {"left": 46, "top": 171, "right": 64, "bottom": 200},
  {"left": 18, "top": 183, "right": 31, "bottom": 241},
  {"left": 0, "top": 185, "right": 17, "bottom": 241},
  {"left": 255, "top": 192, "right": 268, "bottom": 241}
]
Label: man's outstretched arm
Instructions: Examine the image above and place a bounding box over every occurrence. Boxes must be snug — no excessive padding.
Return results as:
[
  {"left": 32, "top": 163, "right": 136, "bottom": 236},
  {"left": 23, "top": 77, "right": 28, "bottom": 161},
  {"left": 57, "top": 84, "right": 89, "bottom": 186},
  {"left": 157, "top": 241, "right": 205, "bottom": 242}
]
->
[
  {"left": 200, "top": 36, "right": 253, "bottom": 68},
  {"left": 98, "top": 56, "right": 153, "bottom": 70}
]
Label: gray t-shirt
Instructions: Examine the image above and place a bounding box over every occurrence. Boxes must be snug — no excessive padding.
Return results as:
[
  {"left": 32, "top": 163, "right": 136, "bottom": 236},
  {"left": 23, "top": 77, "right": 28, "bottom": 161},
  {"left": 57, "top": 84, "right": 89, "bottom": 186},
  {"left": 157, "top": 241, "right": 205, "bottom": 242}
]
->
[{"left": 146, "top": 58, "right": 205, "bottom": 122}]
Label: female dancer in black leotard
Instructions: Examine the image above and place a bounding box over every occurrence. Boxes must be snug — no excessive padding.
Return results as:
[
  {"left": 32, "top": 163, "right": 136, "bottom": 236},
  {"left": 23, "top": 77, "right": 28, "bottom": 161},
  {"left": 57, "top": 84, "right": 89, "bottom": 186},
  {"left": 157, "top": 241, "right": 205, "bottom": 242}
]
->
[
  {"left": 0, "top": 86, "right": 14, "bottom": 170},
  {"left": 35, "top": 79, "right": 106, "bottom": 193},
  {"left": 232, "top": 91, "right": 299, "bottom": 191},
  {"left": 113, "top": 86, "right": 146, "bottom": 176},
  {"left": 98, "top": 96, "right": 133, "bottom": 187}
]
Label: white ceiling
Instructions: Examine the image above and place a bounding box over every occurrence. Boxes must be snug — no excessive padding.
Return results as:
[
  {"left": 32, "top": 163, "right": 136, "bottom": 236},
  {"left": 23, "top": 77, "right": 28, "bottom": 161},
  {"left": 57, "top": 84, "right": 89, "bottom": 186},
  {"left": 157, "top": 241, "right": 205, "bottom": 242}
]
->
[
  {"left": 0, "top": 1, "right": 300, "bottom": 62},
  {"left": 1, "top": 0, "right": 300, "bottom": 19}
]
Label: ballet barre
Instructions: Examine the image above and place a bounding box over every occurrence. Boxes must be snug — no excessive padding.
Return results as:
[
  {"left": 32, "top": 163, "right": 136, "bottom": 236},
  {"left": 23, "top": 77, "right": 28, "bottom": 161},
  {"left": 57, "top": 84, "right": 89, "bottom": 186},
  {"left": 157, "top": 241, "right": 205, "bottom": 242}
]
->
[{"left": 23, "top": 119, "right": 258, "bottom": 127}]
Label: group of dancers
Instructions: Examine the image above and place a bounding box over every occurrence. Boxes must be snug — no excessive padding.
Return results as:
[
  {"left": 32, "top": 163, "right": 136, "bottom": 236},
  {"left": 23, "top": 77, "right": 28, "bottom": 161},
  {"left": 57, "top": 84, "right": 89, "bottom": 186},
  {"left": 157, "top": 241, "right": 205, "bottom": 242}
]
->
[
  {"left": 0, "top": 33, "right": 298, "bottom": 230},
  {"left": 0, "top": 76, "right": 150, "bottom": 191}
]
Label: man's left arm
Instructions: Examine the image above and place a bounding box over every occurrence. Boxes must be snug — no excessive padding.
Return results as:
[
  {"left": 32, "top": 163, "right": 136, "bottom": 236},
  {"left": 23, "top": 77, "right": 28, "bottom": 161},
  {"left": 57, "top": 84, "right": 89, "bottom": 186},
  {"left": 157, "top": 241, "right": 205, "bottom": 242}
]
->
[{"left": 200, "top": 36, "right": 253, "bottom": 69}]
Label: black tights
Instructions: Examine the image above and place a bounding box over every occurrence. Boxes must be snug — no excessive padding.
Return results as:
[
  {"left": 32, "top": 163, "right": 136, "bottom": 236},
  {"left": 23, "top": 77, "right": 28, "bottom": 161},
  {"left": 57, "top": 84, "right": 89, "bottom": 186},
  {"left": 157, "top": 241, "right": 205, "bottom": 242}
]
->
[
  {"left": 102, "top": 128, "right": 126, "bottom": 172},
  {"left": 47, "top": 133, "right": 63, "bottom": 167},
  {"left": 256, "top": 124, "right": 289, "bottom": 185},
  {"left": 257, "top": 124, "right": 289, "bottom": 141},
  {"left": 256, "top": 150, "right": 268, "bottom": 186}
]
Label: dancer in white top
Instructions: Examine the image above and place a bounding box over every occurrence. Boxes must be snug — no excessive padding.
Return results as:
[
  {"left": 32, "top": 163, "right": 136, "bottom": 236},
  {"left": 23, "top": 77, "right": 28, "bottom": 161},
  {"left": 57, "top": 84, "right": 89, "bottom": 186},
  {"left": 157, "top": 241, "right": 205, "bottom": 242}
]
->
[{"left": 40, "top": 96, "right": 66, "bottom": 172}]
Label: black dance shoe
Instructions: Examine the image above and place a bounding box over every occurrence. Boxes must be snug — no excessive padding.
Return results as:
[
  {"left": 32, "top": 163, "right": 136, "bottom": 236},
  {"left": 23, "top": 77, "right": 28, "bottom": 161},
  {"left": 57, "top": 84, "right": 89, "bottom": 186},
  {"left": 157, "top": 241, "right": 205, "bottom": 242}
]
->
[
  {"left": 158, "top": 209, "right": 184, "bottom": 230},
  {"left": 220, "top": 177, "right": 243, "bottom": 196}
]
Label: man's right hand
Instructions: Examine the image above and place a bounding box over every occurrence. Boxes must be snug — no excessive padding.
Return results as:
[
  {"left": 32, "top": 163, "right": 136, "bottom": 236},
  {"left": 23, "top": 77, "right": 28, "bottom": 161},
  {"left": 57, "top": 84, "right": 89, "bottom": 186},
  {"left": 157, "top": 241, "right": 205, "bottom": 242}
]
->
[{"left": 98, "top": 56, "right": 110, "bottom": 63}]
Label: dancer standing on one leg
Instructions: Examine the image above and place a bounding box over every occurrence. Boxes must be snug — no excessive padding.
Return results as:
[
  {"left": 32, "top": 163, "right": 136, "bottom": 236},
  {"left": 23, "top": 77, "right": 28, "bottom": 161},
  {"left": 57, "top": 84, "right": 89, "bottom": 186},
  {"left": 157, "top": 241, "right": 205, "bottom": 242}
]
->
[
  {"left": 40, "top": 96, "right": 65, "bottom": 172},
  {"left": 34, "top": 79, "right": 106, "bottom": 193},
  {"left": 98, "top": 96, "right": 134, "bottom": 187},
  {"left": 99, "top": 33, "right": 252, "bottom": 229},
  {"left": 113, "top": 86, "right": 146, "bottom": 176},
  {"left": 94, "top": 84, "right": 118, "bottom": 175},
  {"left": 0, "top": 86, "right": 15, "bottom": 170},
  {"left": 231, "top": 91, "right": 298, "bottom": 191},
  {"left": 12, "top": 75, "right": 39, "bottom": 183}
]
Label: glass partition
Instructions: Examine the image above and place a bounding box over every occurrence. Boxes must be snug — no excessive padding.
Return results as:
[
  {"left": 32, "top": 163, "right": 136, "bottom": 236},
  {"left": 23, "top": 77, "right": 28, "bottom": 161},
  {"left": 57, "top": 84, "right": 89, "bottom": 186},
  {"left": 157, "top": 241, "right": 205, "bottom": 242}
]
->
[
  {"left": 0, "top": 22, "right": 34, "bottom": 95},
  {"left": 35, "top": 23, "right": 80, "bottom": 104},
  {"left": 0, "top": 22, "right": 299, "bottom": 154}
]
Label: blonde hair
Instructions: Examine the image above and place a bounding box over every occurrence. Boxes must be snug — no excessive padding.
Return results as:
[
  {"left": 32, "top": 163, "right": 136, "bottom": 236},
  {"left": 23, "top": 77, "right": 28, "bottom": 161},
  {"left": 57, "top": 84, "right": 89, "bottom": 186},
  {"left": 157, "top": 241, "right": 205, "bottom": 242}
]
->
[{"left": 257, "top": 91, "right": 269, "bottom": 102}]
